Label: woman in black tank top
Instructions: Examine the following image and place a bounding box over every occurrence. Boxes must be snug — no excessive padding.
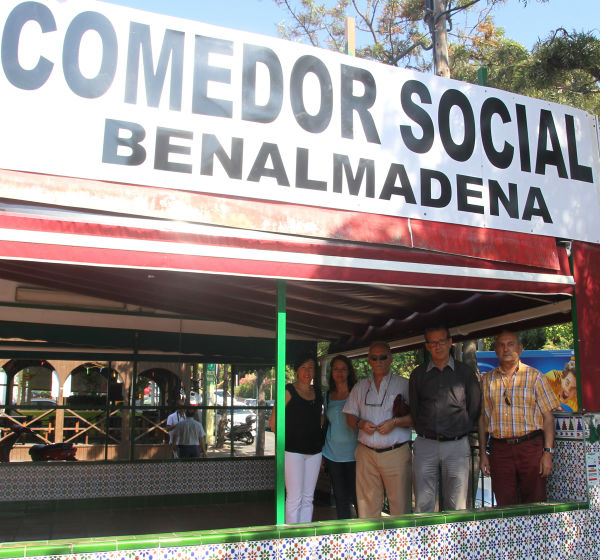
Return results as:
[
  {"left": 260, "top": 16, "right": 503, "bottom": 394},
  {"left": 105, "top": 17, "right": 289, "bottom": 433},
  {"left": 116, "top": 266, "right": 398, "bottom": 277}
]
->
[{"left": 269, "top": 354, "right": 323, "bottom": 523}]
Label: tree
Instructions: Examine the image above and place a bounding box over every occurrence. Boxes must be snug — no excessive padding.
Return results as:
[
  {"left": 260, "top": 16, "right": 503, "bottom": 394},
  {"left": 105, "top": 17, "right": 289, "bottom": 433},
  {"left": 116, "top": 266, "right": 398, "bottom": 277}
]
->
[
  {"left": 274, "top": 1, "right": 600, "bottom": 114},
  {"left": 274, "top": 0, "right": 522, "bottom": 71},
  {"left": 482, "top": 324, "right": 573, "bottom": 351},
  {"left": 451, "top": 26, "right": 600, "bottom": 114}
]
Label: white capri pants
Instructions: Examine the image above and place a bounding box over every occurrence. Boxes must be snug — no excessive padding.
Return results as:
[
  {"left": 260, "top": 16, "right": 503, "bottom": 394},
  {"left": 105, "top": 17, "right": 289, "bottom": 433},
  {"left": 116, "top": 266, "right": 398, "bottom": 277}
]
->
[{"left": 285, "top": 451, "right": 322, "bottom": 524}]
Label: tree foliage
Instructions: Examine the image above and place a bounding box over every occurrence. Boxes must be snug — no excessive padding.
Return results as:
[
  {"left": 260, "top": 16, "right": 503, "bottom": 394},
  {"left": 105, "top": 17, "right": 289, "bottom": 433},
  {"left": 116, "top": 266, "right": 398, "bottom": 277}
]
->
[
  {"left": 275, "top": 1, "right": 599, "bottom": 113},
  {"left": 273, "top": 1, "right": 536, "bottom": 68},
  {"left": 482, "top": 323, "right": 574, "bottom": 351},
  {"left": 274, "top": 0, "right": 508, "bottom": 71},
  {"left": 350, "top": 348, "right": 423, "bottom": 381},
  {"left": 451, "top": 26, "right": 600, "bottom": 114}
]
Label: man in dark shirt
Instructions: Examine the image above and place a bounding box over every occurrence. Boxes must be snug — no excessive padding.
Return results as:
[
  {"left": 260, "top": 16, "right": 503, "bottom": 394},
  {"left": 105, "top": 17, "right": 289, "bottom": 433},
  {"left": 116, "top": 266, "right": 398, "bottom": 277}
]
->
[{"left": 409, "top": 326, "right": 481, "bottom": 512}]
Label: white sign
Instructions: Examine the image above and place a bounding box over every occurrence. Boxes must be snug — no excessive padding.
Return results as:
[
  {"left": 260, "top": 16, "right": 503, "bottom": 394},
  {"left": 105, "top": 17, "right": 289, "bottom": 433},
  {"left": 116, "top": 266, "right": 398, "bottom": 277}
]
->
[{"left": 1, "top": 0, "right": 599, "bottom": 241}]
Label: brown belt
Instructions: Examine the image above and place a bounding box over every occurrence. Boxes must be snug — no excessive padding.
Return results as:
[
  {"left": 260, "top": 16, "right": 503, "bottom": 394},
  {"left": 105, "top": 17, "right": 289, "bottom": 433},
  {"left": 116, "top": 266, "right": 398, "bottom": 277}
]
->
[
  {"left": 362, "top": 441, "right": 409, "bottom": 453},
  {"left": 490, "top": 430, "right": 543, "bottom": 445}
]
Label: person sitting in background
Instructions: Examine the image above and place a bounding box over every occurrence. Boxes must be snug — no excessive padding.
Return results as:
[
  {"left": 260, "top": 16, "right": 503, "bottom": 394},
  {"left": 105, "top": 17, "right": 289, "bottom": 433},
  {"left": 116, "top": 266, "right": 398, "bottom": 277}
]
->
[
  {"left": 322, "top": 355, "right": 358, "bottom": 519},
  {"left": 172, "top": 408, "right": 206, "bottom": 458},
  {"left": 269, "top": 355, "right": 323, "bottom": 524}
]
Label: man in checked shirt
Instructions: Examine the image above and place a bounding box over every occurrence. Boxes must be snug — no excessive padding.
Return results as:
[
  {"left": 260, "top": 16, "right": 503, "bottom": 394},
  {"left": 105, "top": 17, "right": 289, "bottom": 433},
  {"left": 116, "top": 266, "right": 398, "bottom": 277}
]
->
[{"left": 478, "top": 330, "right": 560, "bottom": 506}]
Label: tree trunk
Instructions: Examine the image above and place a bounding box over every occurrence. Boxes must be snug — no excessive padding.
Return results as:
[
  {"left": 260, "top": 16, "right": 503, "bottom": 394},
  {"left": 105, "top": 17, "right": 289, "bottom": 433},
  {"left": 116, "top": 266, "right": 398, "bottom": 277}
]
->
[{"left": 429, "top": 0, "right": 450, "bottom": 78}]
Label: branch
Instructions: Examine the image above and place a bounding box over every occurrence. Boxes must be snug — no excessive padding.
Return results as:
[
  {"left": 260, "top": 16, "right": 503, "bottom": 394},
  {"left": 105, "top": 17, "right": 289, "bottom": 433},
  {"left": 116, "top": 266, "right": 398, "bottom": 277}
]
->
[{"left": 437, "top": 0, "right": 481, "bottom": 25}]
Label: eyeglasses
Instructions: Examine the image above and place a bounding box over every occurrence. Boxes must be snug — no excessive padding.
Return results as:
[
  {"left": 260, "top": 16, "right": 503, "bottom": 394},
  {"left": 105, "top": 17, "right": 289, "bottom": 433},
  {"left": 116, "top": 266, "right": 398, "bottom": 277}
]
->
[
  {"left": 369, "top": 354, "right": 389, "bottom": 362},
  {"left": 504, "top": 391, "right": 512, "bottom": 406},
  {"left": 426, "top": 338, "right": 449, "bottom": 347},
  {"left": 365, "top": 382, "right": 389, "bottom": 407}
]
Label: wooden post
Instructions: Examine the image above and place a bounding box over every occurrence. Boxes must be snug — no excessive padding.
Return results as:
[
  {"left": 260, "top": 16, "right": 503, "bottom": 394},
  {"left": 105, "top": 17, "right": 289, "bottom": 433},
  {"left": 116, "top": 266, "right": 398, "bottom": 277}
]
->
[
  {"left": 428, "top": 0, "right": 450, "bottom": 78},
  {"left": 345, "top": 17, "right": 355, "bottom": 56}
]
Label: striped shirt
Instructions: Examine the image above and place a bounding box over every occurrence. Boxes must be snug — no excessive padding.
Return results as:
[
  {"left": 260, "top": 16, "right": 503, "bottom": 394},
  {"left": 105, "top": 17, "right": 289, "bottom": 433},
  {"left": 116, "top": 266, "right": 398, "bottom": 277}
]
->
[{"left": 481, "top": 361, "right": 560, "bottom": 439}]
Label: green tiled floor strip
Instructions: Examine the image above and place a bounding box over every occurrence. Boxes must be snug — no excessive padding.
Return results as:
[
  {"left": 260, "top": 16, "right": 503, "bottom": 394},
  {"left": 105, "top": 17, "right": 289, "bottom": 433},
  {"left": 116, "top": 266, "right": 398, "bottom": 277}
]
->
[{"left": 0, "top": 502, "right": 587, "bottom": 558}]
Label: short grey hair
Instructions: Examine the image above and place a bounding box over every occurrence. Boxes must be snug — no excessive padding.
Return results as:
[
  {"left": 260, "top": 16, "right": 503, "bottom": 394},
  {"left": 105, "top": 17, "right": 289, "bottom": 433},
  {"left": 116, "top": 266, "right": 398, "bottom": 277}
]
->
[
  {"left": 369, "top": 340, "right": 391, "bottom": 353},
  {"left": 495, "top": 330, "right": 522, "bottom": 346}
]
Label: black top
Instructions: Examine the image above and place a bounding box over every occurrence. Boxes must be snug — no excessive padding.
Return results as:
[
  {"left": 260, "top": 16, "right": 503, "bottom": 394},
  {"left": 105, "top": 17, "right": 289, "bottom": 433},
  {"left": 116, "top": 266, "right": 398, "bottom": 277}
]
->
[
  {"left": 285, "top": 383, "right": 323, "bottom": 455},
  {"left": 409, "top": 359, "right": 481, "bottom": 439}
]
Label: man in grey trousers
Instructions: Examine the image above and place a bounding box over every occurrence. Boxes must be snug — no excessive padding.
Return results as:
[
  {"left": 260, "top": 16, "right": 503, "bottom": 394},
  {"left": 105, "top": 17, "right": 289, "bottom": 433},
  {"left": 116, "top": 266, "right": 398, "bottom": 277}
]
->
[{"left": 409, "top": 326, "right": 481, "bottom": 512}]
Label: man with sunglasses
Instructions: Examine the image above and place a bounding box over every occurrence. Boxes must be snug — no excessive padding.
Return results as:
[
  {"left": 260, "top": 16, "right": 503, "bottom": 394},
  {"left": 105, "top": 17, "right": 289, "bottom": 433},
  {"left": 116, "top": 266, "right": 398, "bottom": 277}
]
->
[
  {"left": 478, "top": 330, "right": 560, "bottom": 506},
  {"left": 409, "top": 326, "right": 481, "bottom": 512},
  {"left": 343, "top": 341, "right": 413, "bottom": 517}
]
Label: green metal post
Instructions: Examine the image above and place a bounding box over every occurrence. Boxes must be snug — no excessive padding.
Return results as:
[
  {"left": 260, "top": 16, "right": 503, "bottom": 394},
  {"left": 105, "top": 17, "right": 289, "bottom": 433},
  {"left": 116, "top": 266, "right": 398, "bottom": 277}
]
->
[
  {"left": 275, "top": 279, "right": 286, "bottom": 524},
  {"left": 477, "top": 67, "right": 488, "bottom": 86}
]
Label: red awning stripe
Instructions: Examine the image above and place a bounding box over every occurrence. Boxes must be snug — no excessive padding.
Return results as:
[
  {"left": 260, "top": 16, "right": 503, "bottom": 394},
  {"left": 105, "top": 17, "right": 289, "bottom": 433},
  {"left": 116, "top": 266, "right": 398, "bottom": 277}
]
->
[
  {"left": 0, "top": 211, "right": 564, "bottom": 275},
  {"left": 0, "top": 229, "right": 574, "bottom": 295},
  {"left": 0, "top": 169, "right": 561, "bottom": 271}
]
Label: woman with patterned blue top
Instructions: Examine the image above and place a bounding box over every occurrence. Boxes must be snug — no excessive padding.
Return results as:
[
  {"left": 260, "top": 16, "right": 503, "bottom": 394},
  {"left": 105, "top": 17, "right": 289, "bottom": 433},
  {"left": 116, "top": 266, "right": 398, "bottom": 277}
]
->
[{"left": 323, "top": 355, "right": 358, "bottom": 519}]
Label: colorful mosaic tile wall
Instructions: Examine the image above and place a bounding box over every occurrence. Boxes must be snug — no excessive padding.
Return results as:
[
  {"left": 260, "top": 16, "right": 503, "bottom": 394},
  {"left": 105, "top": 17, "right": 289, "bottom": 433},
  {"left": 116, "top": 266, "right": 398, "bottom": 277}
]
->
[
  {"left": 1, "top": 499, "right": 597, "bottom": 560},
  {"left": 1, "top": 413, "right": 598, "bottom": 559},
  {"left": 0, "top": 458, "right": 274, "bottom": 501},
  {"left": 547, "top": 413, "right": 591, "bottom": 503}
]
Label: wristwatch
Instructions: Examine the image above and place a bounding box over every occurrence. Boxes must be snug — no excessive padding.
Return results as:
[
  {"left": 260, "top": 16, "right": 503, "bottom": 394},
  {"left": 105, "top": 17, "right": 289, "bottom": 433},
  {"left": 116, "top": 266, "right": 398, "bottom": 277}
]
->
[{"left": 543, "top": 447, "right": 554, "bottom": 454}]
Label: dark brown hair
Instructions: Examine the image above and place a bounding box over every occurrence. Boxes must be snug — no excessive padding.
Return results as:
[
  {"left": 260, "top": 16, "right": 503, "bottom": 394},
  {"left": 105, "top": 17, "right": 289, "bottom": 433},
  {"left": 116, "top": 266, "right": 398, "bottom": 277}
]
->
[{"left": 327, "top": 355, "right": 357, "bottom": 393}]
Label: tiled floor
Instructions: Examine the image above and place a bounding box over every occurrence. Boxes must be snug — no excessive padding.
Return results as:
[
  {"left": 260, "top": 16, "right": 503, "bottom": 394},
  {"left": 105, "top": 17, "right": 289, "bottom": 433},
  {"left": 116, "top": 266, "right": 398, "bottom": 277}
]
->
[{"left": 0, "top": 500, "right": 338, "bottom": 543}]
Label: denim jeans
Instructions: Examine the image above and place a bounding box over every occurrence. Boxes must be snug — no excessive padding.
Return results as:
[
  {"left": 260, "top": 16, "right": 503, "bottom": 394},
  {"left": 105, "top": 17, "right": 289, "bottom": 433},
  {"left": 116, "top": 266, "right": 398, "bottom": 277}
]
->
[{"left": 325, "top": 458, "right": 357, "bottom": 519}]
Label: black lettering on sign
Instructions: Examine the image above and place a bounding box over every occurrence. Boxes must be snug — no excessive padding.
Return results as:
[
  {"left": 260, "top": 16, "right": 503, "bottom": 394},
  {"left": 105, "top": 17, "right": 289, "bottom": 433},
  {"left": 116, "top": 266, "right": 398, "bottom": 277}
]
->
[
  {"left": 154, "top": 127, "right": 192, "bottom": 174},
  {"left": 534, "top": 109, "right": 567, "bottom": 178},
  {"left": 565, "top": 114, "right": 593, "bottom": 183},
  {"left": 63, "top": 11, "right": 118, "bottom": 98},
  {"left": 421, "top": 168, "right": 451, "bottom": 208},
  {"left": 457, "top": 175, "right": 484, "bottom": 214},
  {"left": 379, "top": 164, "right": 417, "bottom": 203},
  {"left": 192, "top": 35, "right": 233, "bottom": 118},
  {"left": 290, "top": 55, "right": 333, "bottom": 133},
  {"left": 438, "top": 89, "right": 475, "bottom": 162},
  {"left": 102, "top": 118, "right": 146, "bottom": 165},
  {"left": 200, "top": 134, "right": 243, "bottom": 179},
  {"left": 522, "top": 187, "right": 552, "bottom": 223},
  {"left": 247, "top": 143, "right": 290, "bottom": 185},
  {"left": 400, "top": 80, "right": 434, "bottom": 154},
  {"left": 241, "top": 44, "right": 283, "bottom": 124},
  {"left": 332, "top": 154, "right": 375, "bottom": 197},
  {"left": 125, "top": 23, "right": 185, "bottom": 111},
  {"left": 489, "top": 180, "right": 519, "bottom": 219},
  {"left": 340, "top": 65, "right": 380, "bottom": 144},
  {"left": 480, "top": 98, "right": 514, "bottom": 169},
  {"left": 1, "top": 1, "right": 56, "bottom": 90}
]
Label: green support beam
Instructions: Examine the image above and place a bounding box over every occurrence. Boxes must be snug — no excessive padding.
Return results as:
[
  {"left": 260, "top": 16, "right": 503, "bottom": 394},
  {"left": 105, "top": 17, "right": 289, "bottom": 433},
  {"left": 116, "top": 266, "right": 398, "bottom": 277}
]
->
[{"left": 275, "top": 279, "right": 286, "bottom": 524}]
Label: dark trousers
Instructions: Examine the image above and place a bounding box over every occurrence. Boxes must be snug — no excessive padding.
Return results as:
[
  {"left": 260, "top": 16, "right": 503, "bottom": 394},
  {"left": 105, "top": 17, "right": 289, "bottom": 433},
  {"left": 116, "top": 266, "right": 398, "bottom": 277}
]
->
[
  {"left": 325, "top": 458, "right": 357, "bottom": 519},
  {"left": 489, "top": 434, "right": 546, "bottom": 506},
  {"left": 178, "top": 445, "right": 200, "bottom": 458}
]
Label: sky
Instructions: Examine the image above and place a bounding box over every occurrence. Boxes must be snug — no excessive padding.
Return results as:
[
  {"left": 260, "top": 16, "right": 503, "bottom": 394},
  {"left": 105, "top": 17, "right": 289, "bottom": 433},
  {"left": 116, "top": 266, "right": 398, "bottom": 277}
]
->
[{"left": 100, "top": 0, "right": 600, "bottom": 52}]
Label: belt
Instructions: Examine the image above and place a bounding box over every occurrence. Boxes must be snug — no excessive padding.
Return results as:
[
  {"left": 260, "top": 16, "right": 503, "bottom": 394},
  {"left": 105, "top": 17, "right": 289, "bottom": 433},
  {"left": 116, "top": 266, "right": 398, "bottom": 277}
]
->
[
  {"left": 418, "top": 433, "right": 467, "bottom": 442},
  {"left": 490, "top": 430, "right": 543, "bottom": 445},
  {"left": 362, "top": 441, "right": 409, "bottom": 453}
]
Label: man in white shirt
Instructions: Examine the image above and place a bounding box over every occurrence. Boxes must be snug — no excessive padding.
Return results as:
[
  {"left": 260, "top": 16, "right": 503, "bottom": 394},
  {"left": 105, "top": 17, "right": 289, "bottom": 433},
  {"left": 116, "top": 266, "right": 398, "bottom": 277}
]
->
[
  {"left": 166, "top": 398, "right": 187, "bottom": 458},
  {"left": 172, "top": 408, "right": 206, "bottom": 458},
  {"left": 343, "top": 341, "right": 413, "bottom": 517}
]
